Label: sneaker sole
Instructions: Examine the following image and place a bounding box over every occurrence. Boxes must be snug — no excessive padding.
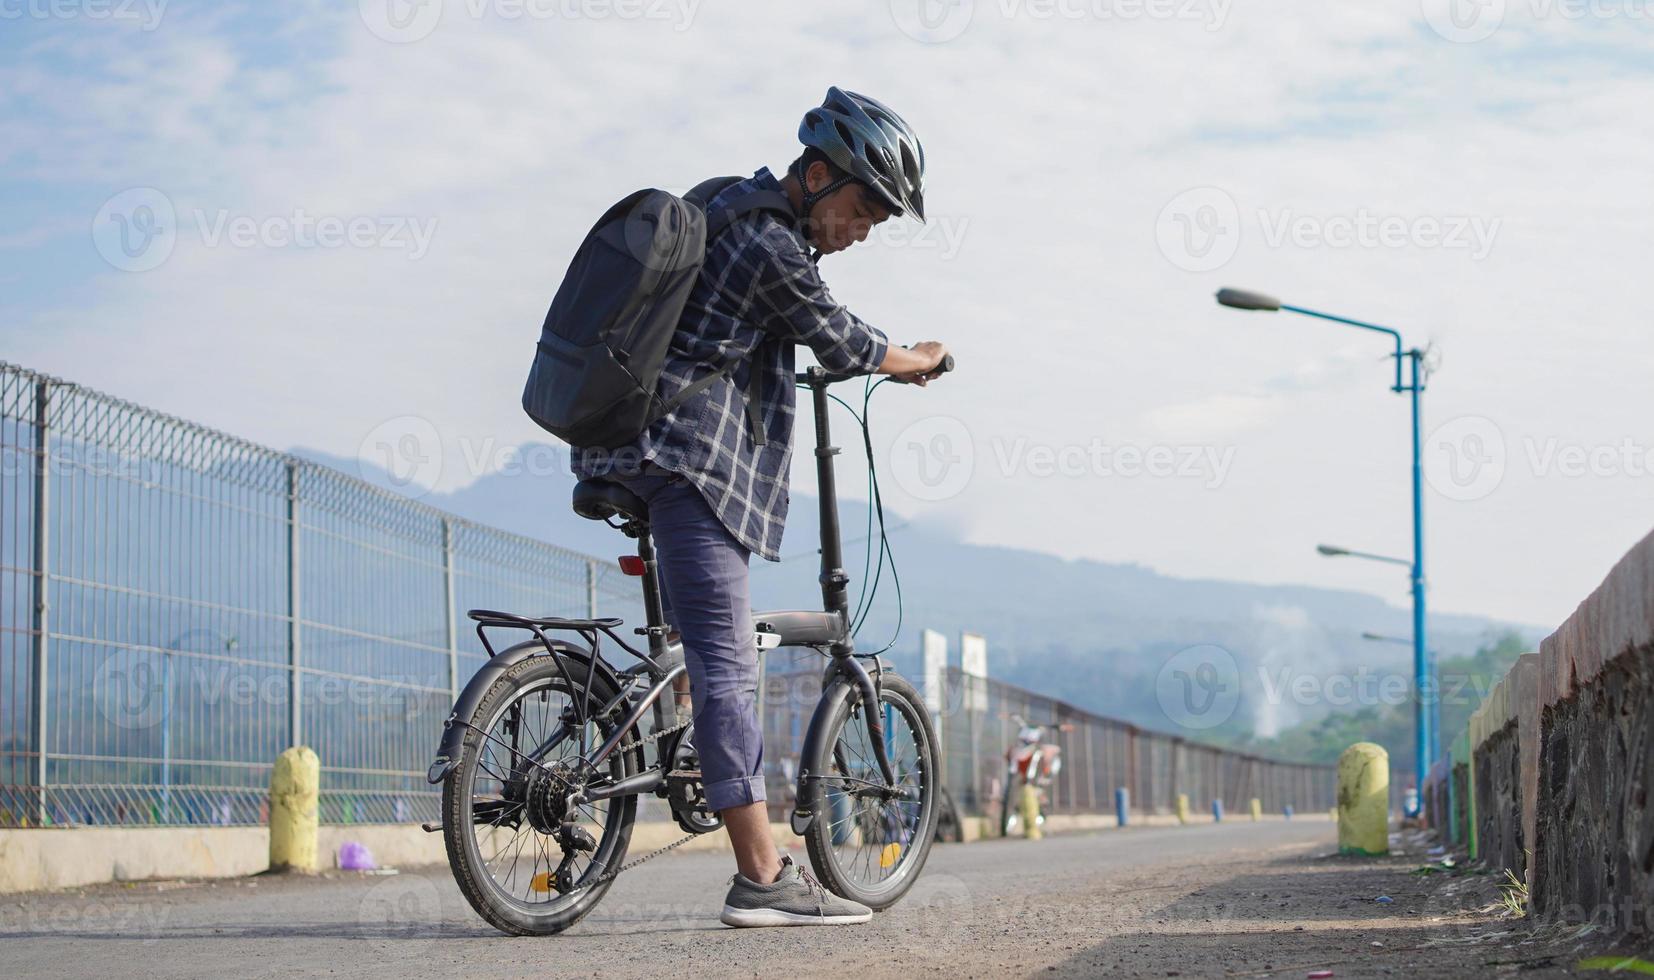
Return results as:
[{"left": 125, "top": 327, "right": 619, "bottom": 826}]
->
[{"left": 719, "top": 904, "right": 873, "bottom": 927}]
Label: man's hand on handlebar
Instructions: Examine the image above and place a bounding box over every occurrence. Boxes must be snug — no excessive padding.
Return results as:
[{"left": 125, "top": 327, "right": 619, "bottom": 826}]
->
[{"left": 879, "top": 341, "right": 951, "bottom": 386}]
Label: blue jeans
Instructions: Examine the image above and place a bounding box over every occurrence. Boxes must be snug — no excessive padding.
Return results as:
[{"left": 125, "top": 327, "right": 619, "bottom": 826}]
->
[{"left": 611, "top": 466, "right": 764, "bottom": 812}]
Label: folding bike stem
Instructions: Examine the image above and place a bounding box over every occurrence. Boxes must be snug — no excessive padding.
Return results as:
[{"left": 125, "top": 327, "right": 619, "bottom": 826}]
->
[{"left": 804, "top": 367, "right": 899, "bottom": 793}]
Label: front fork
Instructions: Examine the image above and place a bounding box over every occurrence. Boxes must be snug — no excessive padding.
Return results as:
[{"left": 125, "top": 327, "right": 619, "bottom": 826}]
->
[{"left": 788, "top": 647, "right": 901, "bottom": 835}]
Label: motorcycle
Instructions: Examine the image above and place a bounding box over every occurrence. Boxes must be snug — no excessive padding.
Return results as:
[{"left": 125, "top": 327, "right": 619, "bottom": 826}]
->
[{"left": 999, "top": 716, "right": 1070, "bottom": 838}]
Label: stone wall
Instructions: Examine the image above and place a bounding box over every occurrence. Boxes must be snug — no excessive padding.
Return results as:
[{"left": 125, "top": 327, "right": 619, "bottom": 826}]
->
[{"left": 1460, "top": 527, "right": 1653, "bottom": 936}]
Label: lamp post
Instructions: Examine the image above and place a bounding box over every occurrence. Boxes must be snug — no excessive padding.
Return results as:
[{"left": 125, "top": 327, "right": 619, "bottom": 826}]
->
[
  {"left": 1320, "top": 540, "right": 1436, "bottom": 777},
  {"left": 1359, "top": 631, "right": 1441, "bottom": 769},
  {"left": 1217, "top": 288, "right": 1431, "bottom": 815}
]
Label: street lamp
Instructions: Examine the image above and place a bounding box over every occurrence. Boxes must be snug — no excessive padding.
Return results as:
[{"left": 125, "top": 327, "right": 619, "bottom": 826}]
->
[
  {"left": 1218, "top": 287, "right": 1432, "bottom": 815},
  {"left": 1317, "top": 543, "right": 1410, "bottom": 567},
  {"left": 1322, "top": 541, "right": 1433, "bottom": 780}
]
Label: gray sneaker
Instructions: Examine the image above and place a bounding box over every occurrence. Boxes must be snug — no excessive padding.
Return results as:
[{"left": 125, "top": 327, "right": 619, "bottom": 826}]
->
[{"left": 719, "top": 855, "right": 873, "bottom": 927}]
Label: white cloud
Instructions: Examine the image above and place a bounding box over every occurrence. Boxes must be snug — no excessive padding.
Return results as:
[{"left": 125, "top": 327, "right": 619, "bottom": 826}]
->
[{"left": 4, "top": 0, "right": 1652, "bottom": 627}]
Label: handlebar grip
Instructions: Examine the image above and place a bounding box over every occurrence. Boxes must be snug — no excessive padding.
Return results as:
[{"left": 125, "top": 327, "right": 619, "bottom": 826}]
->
[{"left": 938, "top": 354, "right": 955, "bottom": 374}]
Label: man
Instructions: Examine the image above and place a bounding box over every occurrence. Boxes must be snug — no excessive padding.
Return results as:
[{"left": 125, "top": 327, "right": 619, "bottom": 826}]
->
[{"left": 570, "top": 87, "right": 949, "bottom": 926}]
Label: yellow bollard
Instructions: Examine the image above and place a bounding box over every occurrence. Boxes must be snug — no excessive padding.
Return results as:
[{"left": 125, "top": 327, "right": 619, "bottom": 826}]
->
[
  {"left": 1250, "top": 797, "right": 1262, "bottom": 821},
  {"left": 1176, "top": 793, "right": 1190, "bottom": 825},
  {"left": 1336, "top": 742, "right": 1389, "bottom": 856},
  {"left": 270, "top": 746, "right": 320, "bottom": 872},
  {"left": 1021, "top": 784, "right": 1042, "bottom": 840}
]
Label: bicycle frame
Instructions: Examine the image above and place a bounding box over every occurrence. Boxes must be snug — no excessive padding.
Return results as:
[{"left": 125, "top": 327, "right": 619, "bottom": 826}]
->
[{"left": 428, "top": 366, "right": 903, "bottom": 829}]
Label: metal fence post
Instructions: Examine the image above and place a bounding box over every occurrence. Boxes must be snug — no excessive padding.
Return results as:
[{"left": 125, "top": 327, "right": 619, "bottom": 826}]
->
[
  {"left": 29, "top": 380, "right": 50, "bottom": 826},
  {"left": 286, "top": 460, "right": 302, "bottom": 748},
  {"left": 586, "top": 559, "right": 598, "bottom": 619},
  {"left": 443, "top": 518, "right": 458, "bottom": 704}
]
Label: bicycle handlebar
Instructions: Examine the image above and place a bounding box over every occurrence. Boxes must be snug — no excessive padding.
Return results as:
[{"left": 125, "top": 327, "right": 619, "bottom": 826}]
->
[{"left": 797, "top": 352, "right": 956, "bottom": 387}]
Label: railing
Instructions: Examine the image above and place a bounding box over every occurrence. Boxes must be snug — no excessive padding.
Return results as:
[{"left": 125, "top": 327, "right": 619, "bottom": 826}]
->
[
  {"left": 0, "top": 362, "right": 639, "bottom": 827},
  {"left": 0, "top": 359, "right": 1337, "bottom": 832},
  {"left": 757, "top": 650, "right": 1338, "bottom": 823}
]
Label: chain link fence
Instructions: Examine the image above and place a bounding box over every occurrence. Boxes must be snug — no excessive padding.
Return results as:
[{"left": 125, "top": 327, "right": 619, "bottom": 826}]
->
[
  {"left": 0, "top": 362, "right": 639, "bottom": 828},
  {"left": 757, "top": 649, "right": 1339, "bottom": 826},
  {"left": 1, "top": 360, "right": 1342, "bottom": 833}
]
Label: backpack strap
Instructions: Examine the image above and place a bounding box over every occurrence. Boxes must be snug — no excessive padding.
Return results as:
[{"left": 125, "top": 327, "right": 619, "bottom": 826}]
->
[
  {"left": 654, "top": 177, "right": 793, "bottom": 449},
  {"left": 656, "top": 363, "right": 768, "bottom": 449},
  {"left": 705, "top": 189, "right": 798, "bottom": 239}
]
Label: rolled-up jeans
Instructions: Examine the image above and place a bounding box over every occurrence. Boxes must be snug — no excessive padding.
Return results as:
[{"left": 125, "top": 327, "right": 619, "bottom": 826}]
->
[{"left": 609, "top": 465, "right": 764, "bottom": 812}]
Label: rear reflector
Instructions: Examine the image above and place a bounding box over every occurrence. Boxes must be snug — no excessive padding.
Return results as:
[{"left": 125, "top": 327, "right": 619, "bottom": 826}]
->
[{"left": 618, "top": 556, "right": 646, "bottom": 576}]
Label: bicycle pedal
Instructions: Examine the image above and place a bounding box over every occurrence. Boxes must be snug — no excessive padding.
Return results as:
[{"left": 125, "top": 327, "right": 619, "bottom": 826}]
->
[{"left": 666, "top": 769, "right": 702, "bottom": 780}]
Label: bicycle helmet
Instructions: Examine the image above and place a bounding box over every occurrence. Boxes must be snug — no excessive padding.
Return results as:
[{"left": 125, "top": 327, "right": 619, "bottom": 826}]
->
[{"left": 797, "top": 87, "right": 926, "bottom": 221}]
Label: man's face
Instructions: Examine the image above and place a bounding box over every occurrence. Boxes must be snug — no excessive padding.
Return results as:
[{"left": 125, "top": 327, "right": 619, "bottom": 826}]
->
[{"left": 804, "top": 163, "right": 893, "bottom": 254}]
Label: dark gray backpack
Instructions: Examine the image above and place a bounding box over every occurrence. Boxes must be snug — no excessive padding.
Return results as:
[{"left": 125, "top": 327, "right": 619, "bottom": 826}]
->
[{"left": 521, "top": 176, "right": 794, "bottom": 450}]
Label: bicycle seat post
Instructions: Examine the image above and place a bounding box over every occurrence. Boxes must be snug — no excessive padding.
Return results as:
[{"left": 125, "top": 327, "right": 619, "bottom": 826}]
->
[{"left": 632, "top": 524, "right": 673, "bottom": 662}]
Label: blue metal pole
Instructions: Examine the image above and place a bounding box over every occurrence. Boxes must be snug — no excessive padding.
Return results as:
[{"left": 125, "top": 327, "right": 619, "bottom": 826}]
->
[
  {"left": 1115, "top": 786, "right": 1129, "bottom": 827},
  {"left": 1409, "top": 350, "right": 1429, "bottom": 817}
]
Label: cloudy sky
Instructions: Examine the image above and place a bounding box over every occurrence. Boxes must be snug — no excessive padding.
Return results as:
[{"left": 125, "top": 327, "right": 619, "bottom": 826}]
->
[{"left": 3, "top": 0, "right": 1650, "bottom": 629}]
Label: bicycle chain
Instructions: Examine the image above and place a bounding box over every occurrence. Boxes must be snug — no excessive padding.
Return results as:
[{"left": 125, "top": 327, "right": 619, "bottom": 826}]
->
[
  {"left": 459, "top": 712, "right": 700, "bottom": 892},
  {"left": 558, "top": 715, "right": 706, "bottom": 891},
  {"left": 565, "top": 826, "right": 700, "bottom": 893}
]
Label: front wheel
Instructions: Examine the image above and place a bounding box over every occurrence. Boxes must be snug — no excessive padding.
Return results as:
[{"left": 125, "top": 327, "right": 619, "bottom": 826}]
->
[{"left": 801, "top": 672, "right": 939, "bottom": 910}]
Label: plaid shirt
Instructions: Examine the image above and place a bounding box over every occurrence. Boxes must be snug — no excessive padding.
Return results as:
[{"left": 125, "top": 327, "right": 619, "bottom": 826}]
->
[{"left": 571, "top": 168, "right": 889, "bottom": 560}]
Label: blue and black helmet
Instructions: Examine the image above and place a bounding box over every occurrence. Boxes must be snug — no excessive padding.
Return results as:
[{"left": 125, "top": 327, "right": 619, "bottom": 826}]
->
[{"left": 798, "top": 87, "right": 926, "bottom": 221}]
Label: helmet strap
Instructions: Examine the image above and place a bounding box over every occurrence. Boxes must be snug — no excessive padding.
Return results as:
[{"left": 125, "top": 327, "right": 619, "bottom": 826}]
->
[{"left": 792, "top": 156, "right": 855, "bottom": 250}]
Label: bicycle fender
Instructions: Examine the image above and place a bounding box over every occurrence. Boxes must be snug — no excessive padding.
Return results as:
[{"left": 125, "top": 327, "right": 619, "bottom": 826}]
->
[
  {"left": 788, "top": 661, "right": 870, "bottom": 834},
  {"left": 426, "top": 638, "right": 621, "bottom": 784}
]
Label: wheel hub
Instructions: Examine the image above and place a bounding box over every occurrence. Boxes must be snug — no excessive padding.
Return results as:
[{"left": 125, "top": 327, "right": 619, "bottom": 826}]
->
[{"left": 524, "top": 763, "right": 575, "bottom": 834}]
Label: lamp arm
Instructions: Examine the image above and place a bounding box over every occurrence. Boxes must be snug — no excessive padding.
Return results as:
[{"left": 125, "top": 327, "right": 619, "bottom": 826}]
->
[{"left": 1280, "top": 304, "right": 1406, "bottom": 391}]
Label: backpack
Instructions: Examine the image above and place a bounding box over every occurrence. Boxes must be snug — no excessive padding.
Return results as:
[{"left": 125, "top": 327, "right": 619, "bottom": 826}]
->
[{"left": 521, "top": 175, "right": 795, "bottom": 450}]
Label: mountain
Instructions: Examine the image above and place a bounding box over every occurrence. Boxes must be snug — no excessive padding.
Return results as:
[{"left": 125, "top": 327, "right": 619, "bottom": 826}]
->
[{"left": 293, "top": 443, "right": 1545, "bottom": 740}]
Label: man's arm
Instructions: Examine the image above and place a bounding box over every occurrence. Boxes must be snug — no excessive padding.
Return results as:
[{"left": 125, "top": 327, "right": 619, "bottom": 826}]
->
[
  {"left": 751, "top": 237, "right": 889, "bottom": 375},
  {"left": 752, "top": 235, "right": 948, "bottom": 383},
  {"left": 877, "top": 341, "right": 950, "bottom": 386}
]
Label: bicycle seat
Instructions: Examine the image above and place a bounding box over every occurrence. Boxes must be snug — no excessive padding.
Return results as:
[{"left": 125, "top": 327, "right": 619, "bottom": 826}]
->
[{"left": 572, "top": 479, "right": 649, "bottom": 524}]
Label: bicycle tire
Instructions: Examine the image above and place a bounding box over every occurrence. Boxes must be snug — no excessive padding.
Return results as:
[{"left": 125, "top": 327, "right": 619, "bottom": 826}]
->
[
  {"left": 801, "top": 672, "right": 939, "bottom": 910},
  {"left": 441, "top": 655, "right": 640, "bottom": 936}
]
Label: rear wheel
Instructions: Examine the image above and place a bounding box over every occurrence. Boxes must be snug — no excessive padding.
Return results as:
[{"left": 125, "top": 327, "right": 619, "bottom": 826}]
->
[
  {"left": 441, "top": 655, "right": 640, "bottom": 936},
  {"left": 802, "top": 672, "right": 938, "bottom": 910}
]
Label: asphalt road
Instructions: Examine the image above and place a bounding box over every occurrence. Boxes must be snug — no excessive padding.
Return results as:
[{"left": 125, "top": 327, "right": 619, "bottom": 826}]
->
[{"left": 2, "top": 821, "right": 1351, "bottom": 979}]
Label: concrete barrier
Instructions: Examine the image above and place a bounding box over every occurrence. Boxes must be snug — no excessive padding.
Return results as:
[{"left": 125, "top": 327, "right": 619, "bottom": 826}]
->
[
  {"left": 1459, "top": 526, "right": 1654, "bottom": 934},
  {"left": 1531, "top": 527, "right": 1654, "bottom": 927},
  {"left": 1336, "top": 742, "right": 1389, "bottom": 856},
  {"left": 1466, "top": 653, "right": 1538, "bottom": 882},
  {"left": 269, "top": 747, "right": 319, "bottom": 873}
]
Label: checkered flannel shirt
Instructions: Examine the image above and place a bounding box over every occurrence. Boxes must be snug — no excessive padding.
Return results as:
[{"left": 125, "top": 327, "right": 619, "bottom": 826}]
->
[{"left": 570, "top": 168, "right": 889, "bottom": 560}]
